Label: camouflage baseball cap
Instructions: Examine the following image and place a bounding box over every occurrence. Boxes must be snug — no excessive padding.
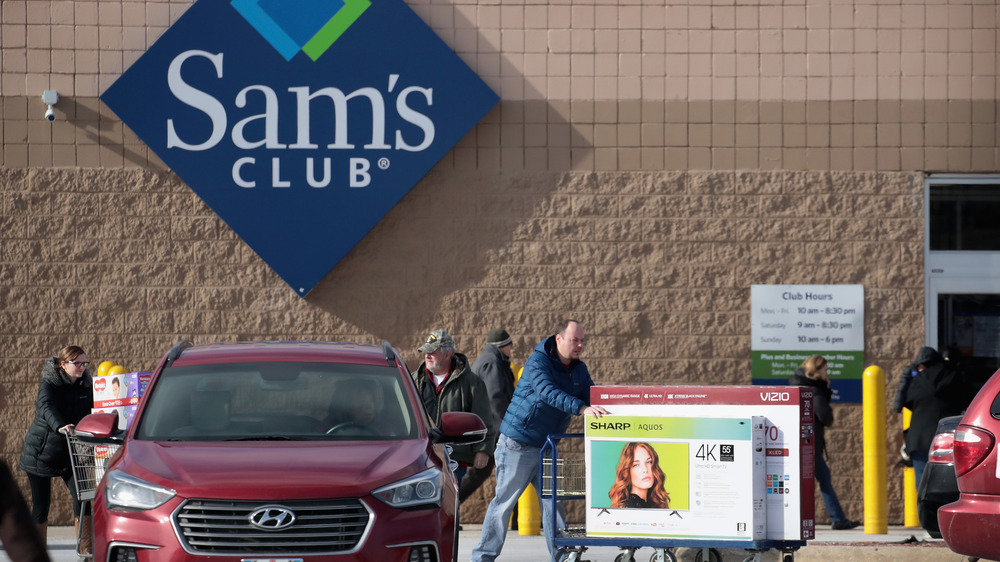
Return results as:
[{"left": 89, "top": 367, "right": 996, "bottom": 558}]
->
[{"left": 418, "top": 329, "right": 454, "bottom": 353}]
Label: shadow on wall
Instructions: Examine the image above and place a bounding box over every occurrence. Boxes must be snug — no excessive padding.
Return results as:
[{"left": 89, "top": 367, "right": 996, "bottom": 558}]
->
[
  {"left": 74, "top": 100, "right": 154, "bottom": 169},
  {"left": 307, "top": 2, "right": 594, "bottom": 357},
  {"left": 305, "top": 163, "right": 592, "bottom": 359}
]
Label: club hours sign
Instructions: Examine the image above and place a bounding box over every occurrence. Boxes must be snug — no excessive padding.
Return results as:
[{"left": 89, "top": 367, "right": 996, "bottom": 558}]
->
[
  {"left": 751, "top": 285, "right": 865, "bottom": 402},
  {"left": 101, "top": 0, "right": 499, "bottom": 296}
]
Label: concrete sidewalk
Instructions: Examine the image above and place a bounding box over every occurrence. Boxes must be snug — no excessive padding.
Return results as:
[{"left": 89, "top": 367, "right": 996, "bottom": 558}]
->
[
  {"left": 454, "top": 524, "right": 970, "bottom": 561},
  {"left": 37, "top": 524, "right": 970, "bottom": 561}
]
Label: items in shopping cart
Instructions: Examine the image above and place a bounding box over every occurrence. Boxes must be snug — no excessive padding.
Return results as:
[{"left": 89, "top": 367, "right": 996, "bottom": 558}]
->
[
  {"left": 62, "top": 412, "right": 124, "bottom": 500},
  {"left": 61, "top": 412, "right": 124, "bottom": 560}
]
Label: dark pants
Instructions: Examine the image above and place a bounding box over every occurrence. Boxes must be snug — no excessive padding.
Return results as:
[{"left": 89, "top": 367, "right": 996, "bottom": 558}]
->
[
  {"left": 459, "top": 455, "right": 496, "bottom": 503},
  {"left": 26, "top": 472, "right": 83, "bottom": 523},
  {"left": 815, "top": 454, "right": 847, "bottom": 523},
  {"left": 1, "top": 462, "right": 51, "bottom": 561}
]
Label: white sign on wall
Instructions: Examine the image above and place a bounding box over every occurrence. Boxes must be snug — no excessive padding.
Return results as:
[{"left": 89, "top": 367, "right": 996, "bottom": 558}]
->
[{"left": 751, "top": 284, "right": 865, "bottom": 402}]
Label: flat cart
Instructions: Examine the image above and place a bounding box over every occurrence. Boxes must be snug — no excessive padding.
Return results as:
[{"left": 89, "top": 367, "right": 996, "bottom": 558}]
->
[
  {"left": 62, "top": 428, "right": 122, "bottom": 559},
  {"left": 542, "top": 434, "right": 806, "bottom": 562}
]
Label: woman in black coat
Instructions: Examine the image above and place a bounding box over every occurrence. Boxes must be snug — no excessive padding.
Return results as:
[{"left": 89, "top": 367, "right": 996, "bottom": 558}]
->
[{"left": 18, "top": 346, "right": 93, "bottom": 543}]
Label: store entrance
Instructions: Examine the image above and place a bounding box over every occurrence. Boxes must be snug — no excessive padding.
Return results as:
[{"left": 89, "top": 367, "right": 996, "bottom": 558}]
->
[
  {"left": 925, "top": 175, "right": 1000, "bottom": 394},
  {"left": 934, "top": 292, "right": 1000, "bottom": 393}
]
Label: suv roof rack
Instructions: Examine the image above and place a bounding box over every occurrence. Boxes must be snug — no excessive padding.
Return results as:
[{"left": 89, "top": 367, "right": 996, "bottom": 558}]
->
[
  {"left": 381, "top": 340, "right": 396, "bottom": 366},
  {"left": 165, "top": 340, "right": 194, "bottom": 367}
]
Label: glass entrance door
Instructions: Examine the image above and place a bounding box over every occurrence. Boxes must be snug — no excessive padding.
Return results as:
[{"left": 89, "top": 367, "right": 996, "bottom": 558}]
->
[
  {"left": 925, "top": 175, "right": 1000, "bottom": 392},
  {"left": 927, "top": 277, "right": 1000, "bottom": 393}
]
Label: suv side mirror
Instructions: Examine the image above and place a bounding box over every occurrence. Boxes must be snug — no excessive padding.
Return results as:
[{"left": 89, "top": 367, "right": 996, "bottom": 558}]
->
[
  {"left": 75, "top": 413, "right": 125, "bottom": 441},
  {"left": 432, "top": 412, "right": 487, "bottom": 445}
]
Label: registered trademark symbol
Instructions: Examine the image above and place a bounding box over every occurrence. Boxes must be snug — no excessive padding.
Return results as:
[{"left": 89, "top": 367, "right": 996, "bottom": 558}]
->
[{"left": 378, "top": 158, "right": 390, "bottom": 170}]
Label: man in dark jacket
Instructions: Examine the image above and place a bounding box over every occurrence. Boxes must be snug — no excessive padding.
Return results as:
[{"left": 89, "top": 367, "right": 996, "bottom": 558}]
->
[
  {"left": 411, "top": 329, "right": 496, "bottom": 487},
  {"left": 460, "top": 329, "right": 516, "bottom": 502},
  {"left": 471, "top": 320, "right": 608, "bottom": 562},
  {"left": 904, "top": 346, "right": 970, "bottom": 487}
]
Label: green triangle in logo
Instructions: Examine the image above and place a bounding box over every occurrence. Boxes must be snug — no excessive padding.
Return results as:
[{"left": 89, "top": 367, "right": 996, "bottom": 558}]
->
[{"left": 304, "top": 0, "right": 371, "bottom": 61}]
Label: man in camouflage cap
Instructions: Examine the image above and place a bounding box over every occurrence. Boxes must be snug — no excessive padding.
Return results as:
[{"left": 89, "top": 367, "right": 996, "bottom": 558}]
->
[{"left": 411, "top": 329, "right": 496, "bottom": 491}]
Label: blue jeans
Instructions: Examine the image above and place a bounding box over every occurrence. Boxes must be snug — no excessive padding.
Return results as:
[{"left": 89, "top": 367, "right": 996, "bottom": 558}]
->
[
  {"left": 471, "top": 434, "right": 565, "bottom": 562},
  {"left": 454, "top": 465, "right": 468, "bottom": 485},
  {"left": 815, "top": 454, "right": 847, "bottom": 523}
]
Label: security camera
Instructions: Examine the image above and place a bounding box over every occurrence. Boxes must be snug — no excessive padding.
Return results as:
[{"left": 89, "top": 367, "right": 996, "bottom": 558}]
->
[{"left": 41, "top": 90, "right": 59, "bottom": 123}]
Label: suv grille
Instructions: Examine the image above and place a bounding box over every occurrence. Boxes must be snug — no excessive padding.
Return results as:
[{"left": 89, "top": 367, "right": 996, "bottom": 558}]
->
[{"left": 175, "top": 498, "right": 371, "bottom": 554}]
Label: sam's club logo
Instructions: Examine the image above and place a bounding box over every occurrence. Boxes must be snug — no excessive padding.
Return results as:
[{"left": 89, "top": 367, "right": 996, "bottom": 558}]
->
[
  {"left": 231, "top": 0, "right": 370, "bottom": 61},
  {"left": 102, "top": 0, "right": 498, "bottom": 296}
]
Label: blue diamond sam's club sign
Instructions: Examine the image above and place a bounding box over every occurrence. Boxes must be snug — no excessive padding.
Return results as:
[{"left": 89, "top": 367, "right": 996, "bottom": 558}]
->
[{"left": 102, "top": 0, "right": 498, "bottom": 296}]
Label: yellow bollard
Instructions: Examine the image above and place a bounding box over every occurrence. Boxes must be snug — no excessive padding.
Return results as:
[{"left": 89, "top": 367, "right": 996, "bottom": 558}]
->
[
  {"left": 863, "top": 365, "right": 888, "bottom": 534},
  {"left": 518, "top": 482, "right": 541, "bottom": 535},
  {"left": 902, "top": 408, "right": 919, "bottom": 527}
]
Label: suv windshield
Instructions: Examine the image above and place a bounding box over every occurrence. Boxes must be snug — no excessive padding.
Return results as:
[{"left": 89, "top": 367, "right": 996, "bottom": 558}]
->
[{"left": 134, "top": 362, "right": 417, "bottom": 441}]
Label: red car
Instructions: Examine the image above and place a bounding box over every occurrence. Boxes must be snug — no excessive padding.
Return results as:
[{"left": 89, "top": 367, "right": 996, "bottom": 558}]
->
[
  {"left": 77, "top": 340, "right": 485, "bottom": 562},
  {"left": 939, "top": 367, "right": 1000, "bottom": 560}
]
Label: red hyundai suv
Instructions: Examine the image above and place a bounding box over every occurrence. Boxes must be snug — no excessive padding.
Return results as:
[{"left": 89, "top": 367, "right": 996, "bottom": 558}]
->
[{"left": 77, "top": 340, "right": 485, "bottom": 562}]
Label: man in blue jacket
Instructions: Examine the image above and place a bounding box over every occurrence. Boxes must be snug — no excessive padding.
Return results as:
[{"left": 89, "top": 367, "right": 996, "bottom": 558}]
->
[{"left": 471, "top": 320, "right": 608, "bottom": 562}]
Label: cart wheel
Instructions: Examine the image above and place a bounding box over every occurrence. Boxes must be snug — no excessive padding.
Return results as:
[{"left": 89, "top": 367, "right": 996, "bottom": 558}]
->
[
  {"left": 615, "top": 548, "right": 639, "bottom": 562},
  {"left": 782, "top": 554, "right": 794, "bottom": 562},
  {"left": 693, "top": 548, "right": 722, "bottom": 562},
  {"left": 648, "top": 549, "right": 677, "bottom": 562}
]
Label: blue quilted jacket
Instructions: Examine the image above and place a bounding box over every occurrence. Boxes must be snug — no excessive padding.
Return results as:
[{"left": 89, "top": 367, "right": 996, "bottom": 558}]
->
[{"left": 499, "top": 335, "right": 594, "bottom": 447}]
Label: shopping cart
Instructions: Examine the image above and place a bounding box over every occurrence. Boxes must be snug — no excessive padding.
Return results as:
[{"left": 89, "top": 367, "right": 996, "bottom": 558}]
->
[
  {"left": 62, "top": 427, "right": 122, "bottom": 559},
  {"left": 542, "top": 434, "right": 805, "bottom": 562}
]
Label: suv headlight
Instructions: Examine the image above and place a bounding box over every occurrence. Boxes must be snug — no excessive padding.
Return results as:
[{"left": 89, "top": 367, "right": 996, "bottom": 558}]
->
[
  {"left": 372, "top": 467, "right": 442, "bottom": 508},
  {"left": 106, "top": 469, "right": 176, "bottom": 511}
]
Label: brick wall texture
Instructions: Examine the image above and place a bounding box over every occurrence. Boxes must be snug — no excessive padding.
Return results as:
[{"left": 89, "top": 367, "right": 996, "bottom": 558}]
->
[
  {"left": 1, "top": 0, "right": 997, "bottom": 526},
  {"left": 1, "top": 167, "right": 925, "bottom": 525}
]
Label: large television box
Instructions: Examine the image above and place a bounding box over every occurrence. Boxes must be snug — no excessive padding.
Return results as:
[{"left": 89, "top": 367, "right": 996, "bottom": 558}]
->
[
  {"left": 92, "top": 372, "right": 152, "bottom": 430},
  {"left": 585, "top": 414, "right": 766, "bottom": 541},
  {"left": 592, "top": 385, "right": 815, "bottom": 541}
]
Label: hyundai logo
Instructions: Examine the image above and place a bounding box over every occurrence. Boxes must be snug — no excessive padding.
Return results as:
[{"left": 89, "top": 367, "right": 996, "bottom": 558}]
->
[{"left": 248, "top": 505, "right": 296, "bottom": 530}]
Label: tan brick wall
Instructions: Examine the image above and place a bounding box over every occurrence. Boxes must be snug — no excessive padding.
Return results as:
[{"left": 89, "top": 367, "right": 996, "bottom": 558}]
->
[
  {"left": 2, "top": 167, "right": 924, "bottom": 523},
  {"left": 5, "top": 96, "right": 998, "bottom": 172}
]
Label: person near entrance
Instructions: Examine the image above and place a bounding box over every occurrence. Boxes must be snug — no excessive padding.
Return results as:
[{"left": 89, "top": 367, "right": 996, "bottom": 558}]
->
[
  {"left": 902, "top": 346, "right": 971, "bottom": 487},
  {"left": 471, "top": 320, "right": 608, "bottom": 562}
]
